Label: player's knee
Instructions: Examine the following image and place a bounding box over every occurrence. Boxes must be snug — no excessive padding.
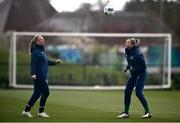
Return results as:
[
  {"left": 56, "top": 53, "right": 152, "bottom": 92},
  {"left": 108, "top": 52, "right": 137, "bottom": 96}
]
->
[
  {"left": 33, "top": 93, "right": 41, "bottom": 99},
  {"left": 125, "top": 88, "right": 131, "bottom": 96},
  {"left": 47, "top": 91, "right": 50, "bottom": 97},
  {"left": 43, "top": 90, "right": 50, "bottom": 98},
  {"left": 136, "top": 90, "right": 143, "bottom": 98}
]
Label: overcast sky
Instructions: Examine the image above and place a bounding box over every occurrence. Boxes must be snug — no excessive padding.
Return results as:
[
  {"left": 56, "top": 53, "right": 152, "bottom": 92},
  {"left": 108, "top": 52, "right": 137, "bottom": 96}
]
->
[{"left": 50, "top": 0, "right": 130, "bottom": 12}]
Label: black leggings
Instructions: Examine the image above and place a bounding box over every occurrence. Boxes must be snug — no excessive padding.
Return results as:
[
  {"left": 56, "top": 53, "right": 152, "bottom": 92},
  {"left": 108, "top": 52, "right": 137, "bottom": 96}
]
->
[
  {"left": 124, "top": 74, "right": 149, "bottom": 112},
  {"left": 27, "top": 79, "right": 50, "bottom": 108}
]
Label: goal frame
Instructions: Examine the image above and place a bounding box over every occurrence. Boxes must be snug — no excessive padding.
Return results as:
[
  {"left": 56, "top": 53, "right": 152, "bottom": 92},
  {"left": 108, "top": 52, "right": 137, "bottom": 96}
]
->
[{"left": 9, "top": 31, "right": 172, "bottom": 90}]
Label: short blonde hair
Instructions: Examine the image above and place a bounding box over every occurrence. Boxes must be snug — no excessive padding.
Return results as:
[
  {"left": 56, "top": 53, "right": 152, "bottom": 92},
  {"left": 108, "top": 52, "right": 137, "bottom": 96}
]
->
[{"left": 128, "top": 38, "right": 141, "bottom": 46}]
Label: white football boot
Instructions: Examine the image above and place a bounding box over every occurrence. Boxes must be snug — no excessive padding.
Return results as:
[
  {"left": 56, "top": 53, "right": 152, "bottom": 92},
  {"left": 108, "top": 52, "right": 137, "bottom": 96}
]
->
[
  {"left": 38, "top": 112, "right": 50, "bottom": 118},
  {"left": 117, "top": 112, "right": 129, "bottom": 118},
  {"left": 22, "top": 110, "right": 33, "bottom": 117},
  {"left": 142, "top": 112, "right": 152, "bottom": 118}
]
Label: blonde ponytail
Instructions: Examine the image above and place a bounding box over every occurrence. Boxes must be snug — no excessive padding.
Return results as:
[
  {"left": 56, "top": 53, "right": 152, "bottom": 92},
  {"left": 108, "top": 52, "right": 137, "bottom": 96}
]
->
[
  {"left": 135, "top": 38, "right": 141, "bottom": 46},
  {"left": 28, "top": 35, "right": 38, "bottom": 54},
  {"left": 128, "top": 38, "right": 141, "bottom": 46}
]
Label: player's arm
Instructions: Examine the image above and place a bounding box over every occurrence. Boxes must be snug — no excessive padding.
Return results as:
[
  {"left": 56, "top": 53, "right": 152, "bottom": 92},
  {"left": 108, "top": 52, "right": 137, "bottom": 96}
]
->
[
  {"left": 48, "top": 59, "right": 63, "bottom": 66},
  {"left": 124, "top": 64, "right": 130, "bottom": 72},
  {"left": 124, "top": 48, "right": 130, "bottom": 72},
  {"left": 31, "top": 51, "right": 39, "bottom": 80}
]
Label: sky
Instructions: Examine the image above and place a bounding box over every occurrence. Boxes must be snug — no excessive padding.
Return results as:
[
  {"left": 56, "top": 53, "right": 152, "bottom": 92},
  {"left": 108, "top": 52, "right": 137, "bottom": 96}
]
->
[{"left": 50, "top": 0, "right": 130, "bottom": 12}]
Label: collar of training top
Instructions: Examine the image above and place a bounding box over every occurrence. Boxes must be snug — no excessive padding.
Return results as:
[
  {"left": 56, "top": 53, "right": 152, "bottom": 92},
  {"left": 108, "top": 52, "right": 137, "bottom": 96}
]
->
[
  {"left": 125, "top": 46, "right": 139, "bottom": 56},
  {"left": 31, "top": 44, "right": 45, "bottom": 52}
]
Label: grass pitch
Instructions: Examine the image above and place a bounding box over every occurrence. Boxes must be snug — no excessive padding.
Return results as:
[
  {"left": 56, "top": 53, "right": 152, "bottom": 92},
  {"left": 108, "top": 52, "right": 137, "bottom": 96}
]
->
[{"left": 0, "top": 89, "right": 180, "bottom": 122}]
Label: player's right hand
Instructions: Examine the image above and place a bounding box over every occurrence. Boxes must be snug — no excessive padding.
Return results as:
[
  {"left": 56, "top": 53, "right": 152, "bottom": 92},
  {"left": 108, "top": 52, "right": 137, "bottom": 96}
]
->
[
  {"left": 32, "top": 75, "right": 37, "bottom": 80},
  {"left": 123, "top": 69, "right": 128, "bottom": 73},
  {"left": 56, "top": 59, "right": 63, "bottom": 64}
]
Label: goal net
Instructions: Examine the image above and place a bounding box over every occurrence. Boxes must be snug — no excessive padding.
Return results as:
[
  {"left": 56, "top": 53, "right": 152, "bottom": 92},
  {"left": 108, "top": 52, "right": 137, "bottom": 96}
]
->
[{"left": 9, "top": 32, "right": 172, "bottom": 90}]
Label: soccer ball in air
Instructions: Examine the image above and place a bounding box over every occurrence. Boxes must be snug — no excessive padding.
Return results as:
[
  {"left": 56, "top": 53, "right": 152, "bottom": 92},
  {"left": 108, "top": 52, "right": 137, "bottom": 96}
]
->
[{"left": 104, "top": 5, "right": 115, "bottom": 16}]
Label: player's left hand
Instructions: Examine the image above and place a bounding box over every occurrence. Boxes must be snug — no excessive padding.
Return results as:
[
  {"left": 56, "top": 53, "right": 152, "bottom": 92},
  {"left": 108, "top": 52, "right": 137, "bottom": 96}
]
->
[{"left": 56, "top": 59, "right": 63, "bottom": 64}]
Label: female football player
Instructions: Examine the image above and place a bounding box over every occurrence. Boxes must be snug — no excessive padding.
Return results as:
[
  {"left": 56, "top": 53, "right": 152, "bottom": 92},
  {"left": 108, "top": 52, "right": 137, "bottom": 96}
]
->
[
  {"left": 118, "top": 38, "right": 152, "bottom": 118},
  {"left": 22, "top": 35, "right": 63, "bottom": 117}
]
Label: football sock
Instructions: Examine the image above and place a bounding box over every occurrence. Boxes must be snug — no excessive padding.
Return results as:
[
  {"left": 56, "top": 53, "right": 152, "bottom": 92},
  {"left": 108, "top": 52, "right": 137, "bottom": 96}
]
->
[
  {"left": 124, "top": 105, "right": 129, "bottom": 114},
  {"left": 39, "top": 107, "right": 45, "bottom": 113},
  {"left": 25, "top": 105, "right": 31, "bottom": 112},
  {"left": 145, "top": 106, "right": 150, "bottom": 113}
]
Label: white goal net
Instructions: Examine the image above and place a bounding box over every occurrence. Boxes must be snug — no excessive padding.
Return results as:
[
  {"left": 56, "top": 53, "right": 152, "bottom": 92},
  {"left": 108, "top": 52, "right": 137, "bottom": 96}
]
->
[{"left": 9, "top": 32, "right": 172, "bottom": 90}]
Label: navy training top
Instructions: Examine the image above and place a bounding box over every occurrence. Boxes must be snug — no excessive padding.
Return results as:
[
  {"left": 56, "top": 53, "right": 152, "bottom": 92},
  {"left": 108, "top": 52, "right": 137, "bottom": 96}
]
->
[
  {"left": 125, "top": 46, "right": 146, "bottom": 75},
  {"left": 30, "top": 44, "right": 56, "bottom": 80}
]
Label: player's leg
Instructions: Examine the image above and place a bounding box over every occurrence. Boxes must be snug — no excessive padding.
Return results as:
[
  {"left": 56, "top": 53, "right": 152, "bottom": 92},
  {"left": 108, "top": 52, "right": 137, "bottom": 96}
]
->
[
  {"left": 124, "top": 75, "right": 136, "bottom": 113},
  {"left": 38, "top": 79, "right": 50, "bottom": 117},
  {"left": 135, "top": 74, "right": 152, "bottom": 118},
  {"left": 118, "top": 75, "right": 136, "bottom": 118},
  {"left": 22, "top": 79, "right": 42, "bottom": 117}
]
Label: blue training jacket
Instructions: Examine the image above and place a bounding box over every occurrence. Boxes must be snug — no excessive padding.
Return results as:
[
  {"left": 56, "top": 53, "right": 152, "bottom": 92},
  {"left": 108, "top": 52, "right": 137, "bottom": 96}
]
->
[
  {"left": 30, "top": 45, "right": 56, "bottom": 80},
  {"left": 125, "top": 46, "right": 146, "bottom": 75}
]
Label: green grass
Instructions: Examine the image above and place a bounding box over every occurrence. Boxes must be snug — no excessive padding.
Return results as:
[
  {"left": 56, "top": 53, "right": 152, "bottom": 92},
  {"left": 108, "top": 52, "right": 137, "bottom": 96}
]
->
[
  {"left": 15, "top": 49, "right": 127, "bottom": 86},
  {"left": 0, "top": 47, "right": 163, "bottom": 87},
  {"left": 0, "top": 90, "right": 180, "bottom": 122}
]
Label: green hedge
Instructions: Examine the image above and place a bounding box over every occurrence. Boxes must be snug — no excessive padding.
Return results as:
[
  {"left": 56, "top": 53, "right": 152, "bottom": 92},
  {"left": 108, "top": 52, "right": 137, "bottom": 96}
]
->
[
  {"left": 1, "top": 48, "right": 180, "bottom": 88},
  {"left": 0, "top": 49, "right": 9, "bottom": 88}
]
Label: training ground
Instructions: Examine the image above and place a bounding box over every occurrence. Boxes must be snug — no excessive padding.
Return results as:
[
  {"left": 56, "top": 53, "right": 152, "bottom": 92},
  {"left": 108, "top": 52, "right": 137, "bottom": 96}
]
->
[{"left": 0, "top": 90, "right": 180, "bottom": 122}]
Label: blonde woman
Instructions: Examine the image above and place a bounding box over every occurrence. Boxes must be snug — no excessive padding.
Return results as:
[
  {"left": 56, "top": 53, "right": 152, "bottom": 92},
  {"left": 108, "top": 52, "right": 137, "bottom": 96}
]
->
[
  {"left": 118, "top": 38, "right": 151, "bottom": 118},
  {"left": 22, "top": 35, "right": 63, "bottom": 118}
]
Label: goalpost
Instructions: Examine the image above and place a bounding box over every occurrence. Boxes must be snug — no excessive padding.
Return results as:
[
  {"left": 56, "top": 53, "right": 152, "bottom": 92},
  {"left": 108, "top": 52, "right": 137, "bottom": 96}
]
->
[{"left": 9, "top": 32, "right": 172, "bottom": 90}]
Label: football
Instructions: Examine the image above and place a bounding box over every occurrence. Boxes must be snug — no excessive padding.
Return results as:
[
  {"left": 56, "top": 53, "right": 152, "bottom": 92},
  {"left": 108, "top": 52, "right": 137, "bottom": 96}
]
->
[{"left": 103, "top": 5, "right": 115, "bottom": 16}]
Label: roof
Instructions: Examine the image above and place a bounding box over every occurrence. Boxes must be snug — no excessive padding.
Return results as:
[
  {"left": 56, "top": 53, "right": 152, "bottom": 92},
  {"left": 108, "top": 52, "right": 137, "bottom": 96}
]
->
[
  {"left": 0, "top": 0, "right": 169, "bottom": 34},
  {"left": 0, "top": 0, "right": 12, "bottom": 32},
  {"left": 34, "top": 11, "right": 169, "bottom": 33},
  {"left": 0, "top": 0, "right": 57, "bottom": 32}
]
